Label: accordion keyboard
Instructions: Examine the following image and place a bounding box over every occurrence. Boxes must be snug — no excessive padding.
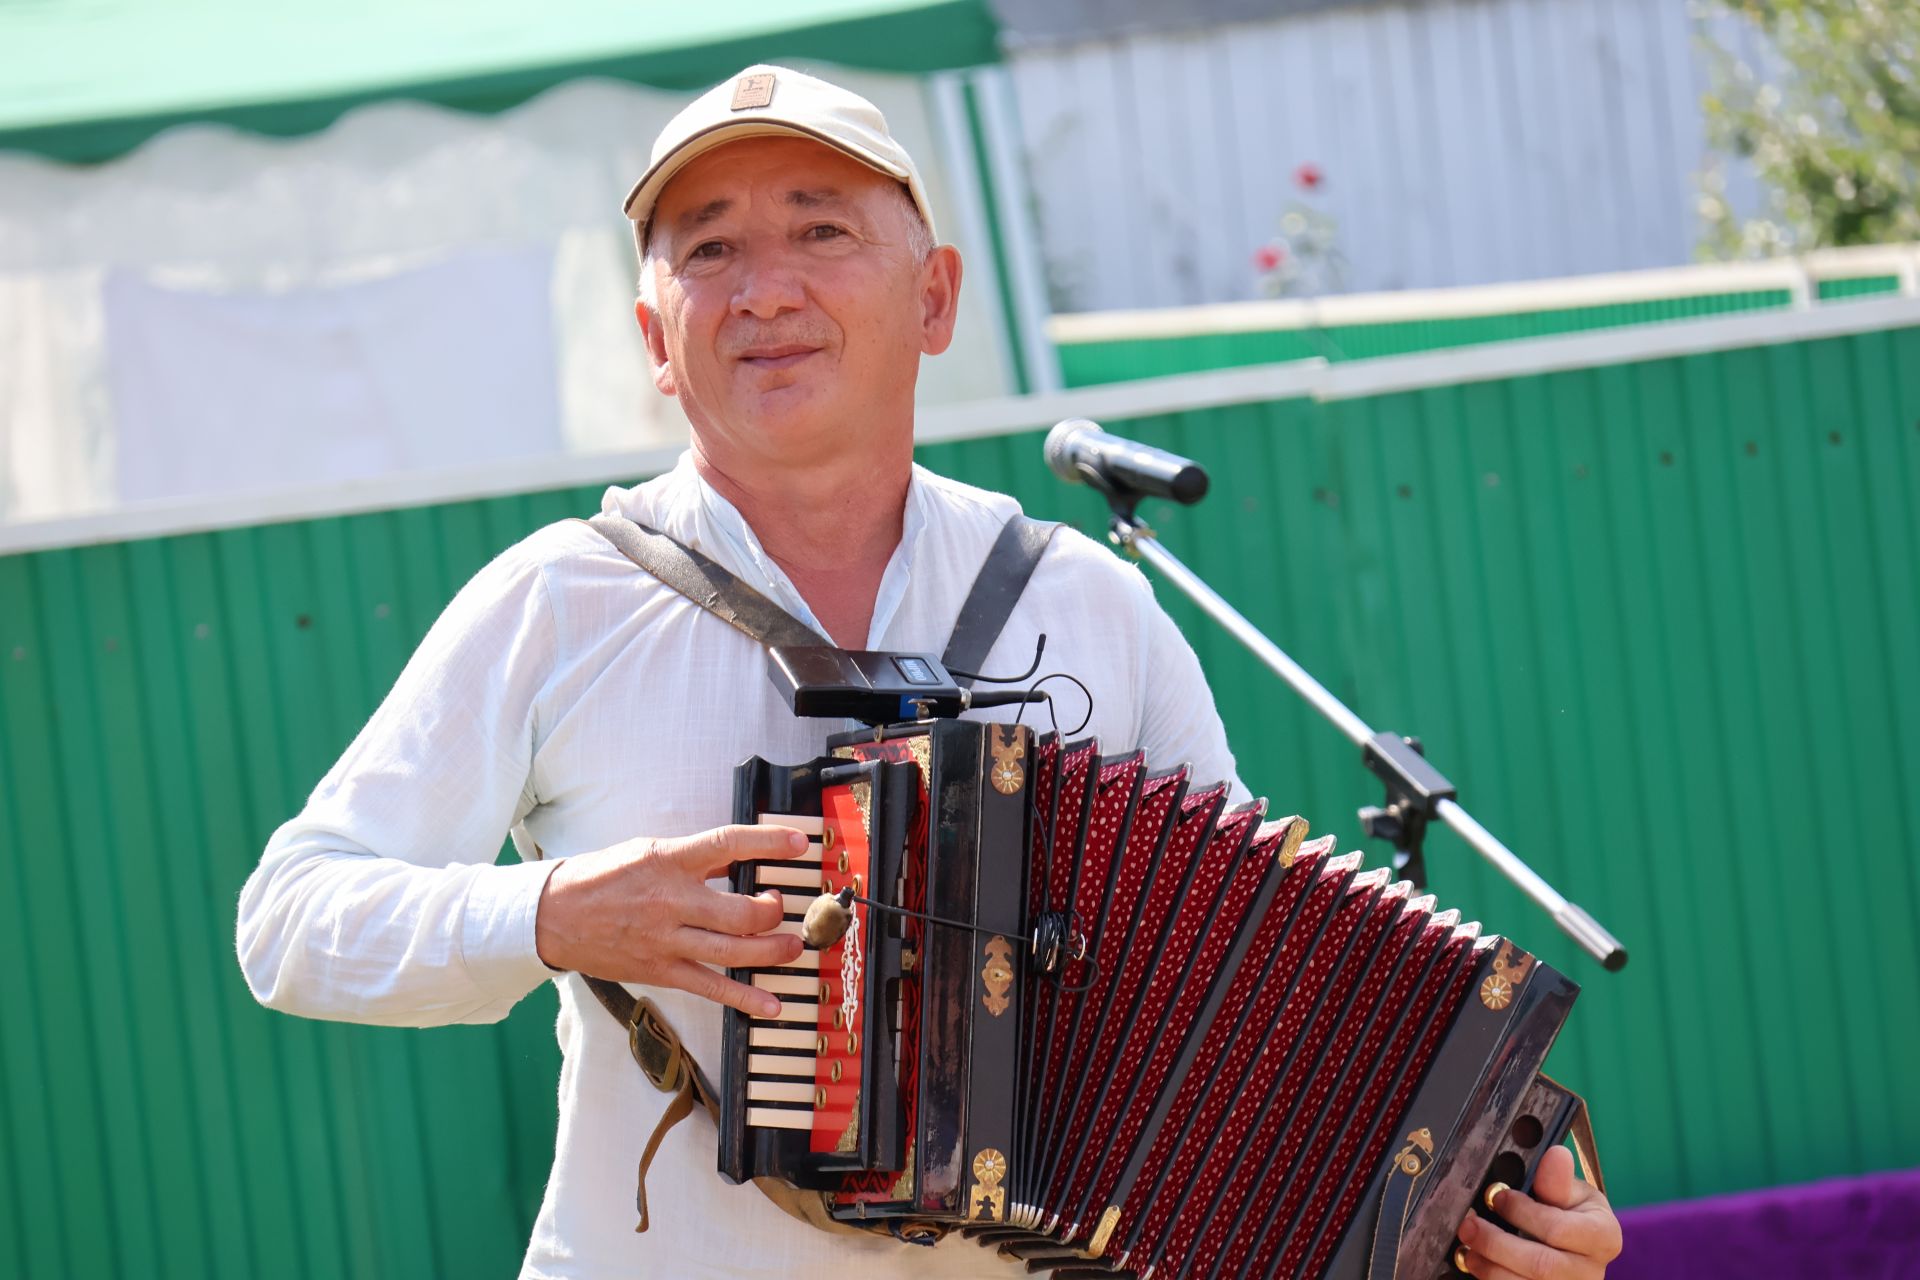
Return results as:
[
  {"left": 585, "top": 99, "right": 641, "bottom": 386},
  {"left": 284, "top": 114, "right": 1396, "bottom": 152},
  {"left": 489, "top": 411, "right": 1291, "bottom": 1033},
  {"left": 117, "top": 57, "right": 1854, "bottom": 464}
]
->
[{"left": 742, "top": 812, "right": 825, "bottom": 1131}]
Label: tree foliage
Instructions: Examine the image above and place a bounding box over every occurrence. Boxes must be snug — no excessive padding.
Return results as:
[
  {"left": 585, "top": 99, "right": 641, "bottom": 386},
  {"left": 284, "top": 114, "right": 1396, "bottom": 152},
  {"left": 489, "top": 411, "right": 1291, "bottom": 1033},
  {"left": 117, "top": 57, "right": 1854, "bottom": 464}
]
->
[{"left": 1698, "top": 0, "right": 1920, "bottom": 256}]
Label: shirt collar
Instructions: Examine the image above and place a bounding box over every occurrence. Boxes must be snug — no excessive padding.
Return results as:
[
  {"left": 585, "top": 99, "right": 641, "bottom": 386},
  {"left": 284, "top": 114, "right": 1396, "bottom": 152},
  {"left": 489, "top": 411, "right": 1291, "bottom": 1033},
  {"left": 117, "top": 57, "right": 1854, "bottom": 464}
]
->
[{"left": 638, "top": 452, "right": 929, "bottom": 649}]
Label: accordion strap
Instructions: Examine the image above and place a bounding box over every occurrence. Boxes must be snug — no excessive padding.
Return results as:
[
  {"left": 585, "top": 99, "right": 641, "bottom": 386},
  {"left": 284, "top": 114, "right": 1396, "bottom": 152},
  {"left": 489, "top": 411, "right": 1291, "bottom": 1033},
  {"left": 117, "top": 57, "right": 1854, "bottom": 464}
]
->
[
  {"left": 568, "top": 505, "right": 1056, "bottom": 1237},
  {"left": 1544, "top": 1074, "right": 1607, "bottom": 1198},
  {"left": 942, "top": 515, "right": 1061, "bottom": 683},
  {"left": 581, "top": 513, "right": 826, "bottom": 647},
  {"left": 1367, "top": 1128, "right": 1436, "bottom": 1280}
]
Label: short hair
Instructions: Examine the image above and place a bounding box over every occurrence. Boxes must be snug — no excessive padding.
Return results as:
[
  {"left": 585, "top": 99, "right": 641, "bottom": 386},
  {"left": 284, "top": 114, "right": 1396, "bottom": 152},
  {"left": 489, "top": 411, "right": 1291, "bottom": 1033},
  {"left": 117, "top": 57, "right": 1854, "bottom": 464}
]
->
[{"left": 636, "top": 183, "right": 935, "bottom": 309}]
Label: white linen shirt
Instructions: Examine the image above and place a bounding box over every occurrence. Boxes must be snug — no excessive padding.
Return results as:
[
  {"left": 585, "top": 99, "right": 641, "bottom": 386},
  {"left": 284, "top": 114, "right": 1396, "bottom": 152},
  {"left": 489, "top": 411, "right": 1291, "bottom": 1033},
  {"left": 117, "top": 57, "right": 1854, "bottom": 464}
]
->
[{"left": 237, "top": 453, "right": 1243, "bottom": 1278}]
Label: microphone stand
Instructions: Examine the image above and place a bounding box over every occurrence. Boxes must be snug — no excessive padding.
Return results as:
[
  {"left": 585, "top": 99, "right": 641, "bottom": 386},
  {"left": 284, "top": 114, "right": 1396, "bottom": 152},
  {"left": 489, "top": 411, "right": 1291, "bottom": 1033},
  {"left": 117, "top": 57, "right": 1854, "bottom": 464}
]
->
[{"left": 1095, "top": 480, "right": 1628, "bottom": 972}]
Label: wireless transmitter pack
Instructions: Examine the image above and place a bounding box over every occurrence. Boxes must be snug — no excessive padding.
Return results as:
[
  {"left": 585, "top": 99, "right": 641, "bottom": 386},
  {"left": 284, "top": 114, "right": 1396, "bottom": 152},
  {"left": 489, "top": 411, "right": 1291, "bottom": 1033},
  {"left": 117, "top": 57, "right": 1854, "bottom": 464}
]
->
[{"left": 766, "top": 646, "right": 1040, "bottom": 725}]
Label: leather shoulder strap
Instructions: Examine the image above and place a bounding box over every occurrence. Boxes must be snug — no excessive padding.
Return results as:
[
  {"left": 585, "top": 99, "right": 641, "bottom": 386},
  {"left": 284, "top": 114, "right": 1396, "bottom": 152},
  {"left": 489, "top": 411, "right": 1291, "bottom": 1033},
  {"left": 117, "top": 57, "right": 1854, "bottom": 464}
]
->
[
  {"left": 942, "top": 515, "right": 1062, "bottom": 686},
  {"left": 581, "top": 513, "right": 825, "bottom": 648}
]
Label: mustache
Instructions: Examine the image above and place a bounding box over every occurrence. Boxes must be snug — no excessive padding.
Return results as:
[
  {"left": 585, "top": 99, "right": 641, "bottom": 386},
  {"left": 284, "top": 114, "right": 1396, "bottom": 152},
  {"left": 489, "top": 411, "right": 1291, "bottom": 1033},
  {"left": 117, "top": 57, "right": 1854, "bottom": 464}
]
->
[{"left": 721, "top": 320, "right": 836, "bottom": 358}]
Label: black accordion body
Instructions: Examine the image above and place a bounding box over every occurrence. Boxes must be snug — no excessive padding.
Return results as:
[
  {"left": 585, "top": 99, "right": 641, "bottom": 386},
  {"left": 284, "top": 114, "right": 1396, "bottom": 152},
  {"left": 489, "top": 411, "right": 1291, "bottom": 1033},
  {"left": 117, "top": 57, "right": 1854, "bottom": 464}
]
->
[{"left": 719, "top": 719, "right": 1592, "bottom": 1279}]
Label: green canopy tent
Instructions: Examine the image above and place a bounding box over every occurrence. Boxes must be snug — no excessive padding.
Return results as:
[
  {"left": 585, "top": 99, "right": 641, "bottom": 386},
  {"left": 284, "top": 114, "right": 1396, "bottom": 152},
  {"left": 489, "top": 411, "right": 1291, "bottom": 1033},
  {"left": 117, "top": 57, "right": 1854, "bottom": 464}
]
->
[{"left": 0, "top": 0, "right": 1000, "bottom": 163}]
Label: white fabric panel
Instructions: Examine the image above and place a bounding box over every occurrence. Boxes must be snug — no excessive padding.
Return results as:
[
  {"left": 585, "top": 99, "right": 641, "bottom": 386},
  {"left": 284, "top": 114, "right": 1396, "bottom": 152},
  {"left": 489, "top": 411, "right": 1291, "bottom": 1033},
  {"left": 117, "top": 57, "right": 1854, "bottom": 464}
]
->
[
  {"left": 0, "top": 72, "right": 1014, "bottom": 523},
  {"left": 0, "top": 269, "right": 113, "bottom": 521},
  {"left": 104, "top": 248, "right": 561, "bottom": 504}
]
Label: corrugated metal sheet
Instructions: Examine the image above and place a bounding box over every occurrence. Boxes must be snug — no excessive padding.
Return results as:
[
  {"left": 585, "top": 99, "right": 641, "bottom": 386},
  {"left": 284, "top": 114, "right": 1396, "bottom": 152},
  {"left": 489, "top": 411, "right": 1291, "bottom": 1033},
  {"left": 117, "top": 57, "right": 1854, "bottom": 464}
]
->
[
  {"left": 4, "top": 321, "right": 1917, "bottom": 1273},
  {"left": 1056, "top": 289, "right": 1799, "bottom": 386},
  {"left": 1006, "top": 0, "right": 1768, "bottom": 309}
]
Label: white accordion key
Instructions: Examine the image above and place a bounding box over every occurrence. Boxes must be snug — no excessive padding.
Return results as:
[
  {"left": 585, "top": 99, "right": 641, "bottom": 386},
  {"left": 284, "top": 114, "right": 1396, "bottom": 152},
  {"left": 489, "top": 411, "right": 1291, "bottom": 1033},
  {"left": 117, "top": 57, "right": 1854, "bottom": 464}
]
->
[
  {"left": 767, "top": 1001, "right": 819, "bottom": 1024},
  {"left": 748, "top": 1080, "right": 815, "bottom": 1105},
  {"left": 748, "top": 1053, "right": 816, "bottom": 1077},
  {"left": 757, "top": 864, "right": 825, "bottom": 889},
  {"left": 747, "top": 1107, "right": 813, "bottom": 1131},
  {"left": 749, "top": 1026, "right": 816, "bottom": 1051},
  {"left": 757, "top": 812, "right": 823, "bottom": 836},
  {"left": 752, "top": 973, "right": 820, "bottom": 996}
]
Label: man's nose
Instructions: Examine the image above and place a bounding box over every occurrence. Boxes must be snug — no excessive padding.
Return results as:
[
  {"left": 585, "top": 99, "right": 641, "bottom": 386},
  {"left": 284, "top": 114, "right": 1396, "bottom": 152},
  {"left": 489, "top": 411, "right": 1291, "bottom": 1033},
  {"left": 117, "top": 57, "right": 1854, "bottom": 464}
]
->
[{"left": 729, "top": 247, "right": 807, "bottom": 318}]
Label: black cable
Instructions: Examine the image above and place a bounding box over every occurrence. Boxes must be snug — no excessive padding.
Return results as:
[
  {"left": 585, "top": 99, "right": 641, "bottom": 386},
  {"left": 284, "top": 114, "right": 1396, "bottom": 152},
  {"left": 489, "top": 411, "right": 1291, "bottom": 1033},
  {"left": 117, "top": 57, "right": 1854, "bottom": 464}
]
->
[{"left": 945, "top": 633, "right": 1047, "bottom": 685}]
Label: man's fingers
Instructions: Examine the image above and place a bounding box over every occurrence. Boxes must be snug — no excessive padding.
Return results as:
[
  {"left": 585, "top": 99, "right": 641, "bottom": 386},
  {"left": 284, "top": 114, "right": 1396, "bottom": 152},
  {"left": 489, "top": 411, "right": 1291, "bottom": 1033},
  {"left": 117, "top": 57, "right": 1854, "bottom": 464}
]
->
[
  {"left": 682, "top": 884, "right": 789, "bottom": 936},
  {"left": 674, "top": 926, "right": 805, "bottom": 970},
  {"left": 1456, "top": 1212, "right": 1571, "bottom": 1280},
  {"left": 1455, "top": 1246, "right": 1529, "bottom": 1280},
  {"left": 664, "top": 824, "right": 809, "bottom": 877},
  {"left": 1483, "top": 1148, "right": 1620, "bottom": 1263},
  {"left": 656, "top": 958, "right": 781, "bottom": 1018}
]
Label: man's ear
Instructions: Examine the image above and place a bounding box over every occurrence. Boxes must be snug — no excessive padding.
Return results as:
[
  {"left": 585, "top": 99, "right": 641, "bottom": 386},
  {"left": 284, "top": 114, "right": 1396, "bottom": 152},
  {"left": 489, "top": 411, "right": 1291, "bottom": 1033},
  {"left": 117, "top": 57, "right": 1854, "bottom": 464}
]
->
[
  {"left": 634, "top": 297, "right": 677, "bottom": 398},
  {"left": 918, "top": 245, "right": 963, "bottom": 357}
]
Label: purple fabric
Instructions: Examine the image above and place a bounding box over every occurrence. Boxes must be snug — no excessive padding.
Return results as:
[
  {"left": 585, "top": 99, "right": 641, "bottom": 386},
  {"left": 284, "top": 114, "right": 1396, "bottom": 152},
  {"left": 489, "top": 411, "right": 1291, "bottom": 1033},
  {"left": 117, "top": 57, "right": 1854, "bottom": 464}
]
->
[{"left": 1612, "top": 1168, "right": 1920, "bottom": 1280}]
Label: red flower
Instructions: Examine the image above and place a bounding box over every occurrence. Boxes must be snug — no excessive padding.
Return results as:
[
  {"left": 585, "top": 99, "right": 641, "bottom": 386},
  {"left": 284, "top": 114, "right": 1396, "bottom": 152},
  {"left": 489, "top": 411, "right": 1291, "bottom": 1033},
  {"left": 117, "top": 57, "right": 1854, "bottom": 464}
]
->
[
  {"left": 1295, "top": 163, "right": 1323, "bottom": 191},
  {"left": 1253, "top": 243, "right": 1286, "bottom": 272}
]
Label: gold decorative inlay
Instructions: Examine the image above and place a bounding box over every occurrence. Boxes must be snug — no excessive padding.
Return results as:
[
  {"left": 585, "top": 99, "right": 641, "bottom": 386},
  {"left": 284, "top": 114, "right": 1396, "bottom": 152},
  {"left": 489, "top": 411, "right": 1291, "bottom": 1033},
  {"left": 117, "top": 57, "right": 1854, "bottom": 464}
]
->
[
  {"left": 836, "top": 1096, "right": 860, "bottom": 1154},
  {"left": 1277, "top": 816, "right": 1307, "bottom": 868},
  {"left": 818, "top": 979, "right": 830, "bottom": 1003},
  {"left": 815, "top": 1033, "right": 829, "bottom": 1055},
  {"left": 814, "top": 1085, "right": 827, "bottom": 1109},
  {"left": 981, "top": 936, "right": 1014, "bottom": 1016},
  {"left": 969, "top": 1149, "right": 1007, "bottom": 1221},
  {"left": 849, "top": 777, "right": 873, "bottom": 838},
  {"left": 890, "top": 1137, "right": 917, "bottom": 1200},
  {"left": 1088, "top": 1206, "right": 1122, "bottom": 1257},
  {"left": 1480, "top": 940, "right": 1535, "bottom": 1010},
  {"left": 831, "top": 1060, "right": 842, "bottom": 1084},
  {"left": 1395, "top": 1127, "right": 1434, "bottom": 1176},
  {"left": 846, "top": 1031, "right": 859, "bottom": 1055},
  {"left": 990, "top": 725, "right": 1027, "bottom": 795}
]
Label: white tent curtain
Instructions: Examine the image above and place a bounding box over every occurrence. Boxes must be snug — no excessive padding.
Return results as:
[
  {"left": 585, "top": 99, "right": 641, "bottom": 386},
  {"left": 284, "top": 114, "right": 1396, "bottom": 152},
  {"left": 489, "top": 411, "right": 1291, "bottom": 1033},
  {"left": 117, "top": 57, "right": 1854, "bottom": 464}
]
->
[{"left": 0, "top": 70, "right": 1012, "bottom": 524}]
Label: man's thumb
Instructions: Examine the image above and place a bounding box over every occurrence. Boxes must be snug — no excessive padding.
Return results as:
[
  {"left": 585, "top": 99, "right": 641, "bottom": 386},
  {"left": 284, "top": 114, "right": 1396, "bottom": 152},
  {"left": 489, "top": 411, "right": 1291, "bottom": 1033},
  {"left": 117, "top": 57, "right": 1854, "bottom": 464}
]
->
[{"left": 1531, "top": 1143, "right": 1579, "bottom": 1207}]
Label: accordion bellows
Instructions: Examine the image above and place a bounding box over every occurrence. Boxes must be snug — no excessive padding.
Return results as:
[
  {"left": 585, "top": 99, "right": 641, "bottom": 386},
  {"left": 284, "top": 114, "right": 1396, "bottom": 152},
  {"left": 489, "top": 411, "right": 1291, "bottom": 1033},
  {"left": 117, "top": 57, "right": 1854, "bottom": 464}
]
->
[{"left": 720, "top": 719, "right": 1587, "bottom": 1280}]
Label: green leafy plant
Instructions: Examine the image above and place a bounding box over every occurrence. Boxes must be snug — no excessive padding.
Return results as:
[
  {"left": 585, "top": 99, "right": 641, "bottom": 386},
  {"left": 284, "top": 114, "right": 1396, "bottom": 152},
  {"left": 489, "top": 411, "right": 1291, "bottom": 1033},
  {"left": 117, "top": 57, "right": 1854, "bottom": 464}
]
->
[{"left": 1697, "top": 0, "right": 1920, "bottom": 256}]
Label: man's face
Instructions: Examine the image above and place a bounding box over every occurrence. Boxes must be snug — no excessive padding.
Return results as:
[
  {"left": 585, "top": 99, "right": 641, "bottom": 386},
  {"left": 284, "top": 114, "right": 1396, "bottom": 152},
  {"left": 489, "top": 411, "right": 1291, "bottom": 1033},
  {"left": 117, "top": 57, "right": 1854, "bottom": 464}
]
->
[{"left": 637, "top": 135, "right": 960, "bottom": 473}]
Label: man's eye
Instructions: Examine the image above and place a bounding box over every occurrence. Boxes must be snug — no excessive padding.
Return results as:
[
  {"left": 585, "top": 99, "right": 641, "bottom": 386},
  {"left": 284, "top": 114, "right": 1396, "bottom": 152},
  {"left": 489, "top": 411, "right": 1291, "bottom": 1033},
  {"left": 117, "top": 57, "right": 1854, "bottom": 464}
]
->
[
  {"left": 806, "top": 224, "right": 846, "bottom": 241},
  {"left": 688, "top": 241, "right": 725, "bottom": 261}
]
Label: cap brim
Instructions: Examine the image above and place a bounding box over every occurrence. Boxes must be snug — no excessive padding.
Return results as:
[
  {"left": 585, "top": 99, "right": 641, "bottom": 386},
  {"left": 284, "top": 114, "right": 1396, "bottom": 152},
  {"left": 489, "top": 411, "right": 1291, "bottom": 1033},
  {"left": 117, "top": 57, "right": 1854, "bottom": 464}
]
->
[{"left": 622, "top": 119, "right": 912, "bottom": 230}]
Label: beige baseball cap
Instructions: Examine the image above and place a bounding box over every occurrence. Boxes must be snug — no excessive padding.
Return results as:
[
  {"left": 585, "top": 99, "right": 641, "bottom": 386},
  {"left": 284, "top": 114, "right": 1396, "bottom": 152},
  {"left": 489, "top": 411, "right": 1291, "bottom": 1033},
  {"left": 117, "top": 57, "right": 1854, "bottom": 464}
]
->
[{"left": 623, "top": 64, "right": 939, "bottom": 252}]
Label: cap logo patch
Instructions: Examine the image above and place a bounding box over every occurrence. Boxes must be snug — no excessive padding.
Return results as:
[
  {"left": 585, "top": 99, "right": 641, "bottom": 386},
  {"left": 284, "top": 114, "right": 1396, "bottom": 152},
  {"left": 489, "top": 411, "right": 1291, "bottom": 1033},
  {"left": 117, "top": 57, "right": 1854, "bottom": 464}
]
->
[{"left": 731, "top": 73, "right": 776, "bottom": 111}]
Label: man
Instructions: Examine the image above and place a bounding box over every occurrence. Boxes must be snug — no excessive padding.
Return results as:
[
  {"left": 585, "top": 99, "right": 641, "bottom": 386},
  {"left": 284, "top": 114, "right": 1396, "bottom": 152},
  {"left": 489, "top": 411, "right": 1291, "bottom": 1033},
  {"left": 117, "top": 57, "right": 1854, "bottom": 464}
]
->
[{"left": 237, "top": 65, "right": 1620, "bottom": 1279}]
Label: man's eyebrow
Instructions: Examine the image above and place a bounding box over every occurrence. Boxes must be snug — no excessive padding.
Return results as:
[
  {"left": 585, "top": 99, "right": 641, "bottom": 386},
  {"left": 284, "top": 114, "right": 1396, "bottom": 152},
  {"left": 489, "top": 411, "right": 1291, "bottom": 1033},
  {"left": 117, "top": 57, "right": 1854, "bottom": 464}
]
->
[
  {"left": 673, "top": 198, "right": 734, "bottom": 233},
  {"left": 785, "top": 187, "right": 848, "bottom": 209}
]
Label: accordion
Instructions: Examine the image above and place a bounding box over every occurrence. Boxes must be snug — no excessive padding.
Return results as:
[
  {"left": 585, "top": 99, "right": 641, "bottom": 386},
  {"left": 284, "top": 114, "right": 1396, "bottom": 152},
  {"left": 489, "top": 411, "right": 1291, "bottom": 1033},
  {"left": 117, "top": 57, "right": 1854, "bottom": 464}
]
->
[{"left": 719, "top": 718, "right": 1596, "bottom": 1279}]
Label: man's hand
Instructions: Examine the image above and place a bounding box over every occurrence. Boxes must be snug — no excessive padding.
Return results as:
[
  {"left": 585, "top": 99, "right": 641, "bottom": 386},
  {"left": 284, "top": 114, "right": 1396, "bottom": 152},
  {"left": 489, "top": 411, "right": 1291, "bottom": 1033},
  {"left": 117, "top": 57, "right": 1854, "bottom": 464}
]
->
[
  {"left": 1455, "top": 1145, "right": 1623, "bottom": 1279},
  {"left": 534, "top": 824, "right": 809, "bottom": 1017}
]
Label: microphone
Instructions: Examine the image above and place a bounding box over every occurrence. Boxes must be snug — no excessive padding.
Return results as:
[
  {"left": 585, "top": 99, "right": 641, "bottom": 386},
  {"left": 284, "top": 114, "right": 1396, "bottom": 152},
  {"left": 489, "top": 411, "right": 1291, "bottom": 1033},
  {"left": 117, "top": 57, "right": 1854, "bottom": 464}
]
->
[{"left": 1044, "top": 418, "right": 1210, "bottom": 506}]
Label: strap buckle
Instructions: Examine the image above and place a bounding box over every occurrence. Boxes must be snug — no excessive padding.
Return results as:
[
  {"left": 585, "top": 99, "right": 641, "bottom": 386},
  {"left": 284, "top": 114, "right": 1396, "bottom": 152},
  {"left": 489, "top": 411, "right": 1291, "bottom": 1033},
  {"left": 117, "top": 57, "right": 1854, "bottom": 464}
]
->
[{"left": 627, "top": 997, "right": 685, "bottom": 1094}]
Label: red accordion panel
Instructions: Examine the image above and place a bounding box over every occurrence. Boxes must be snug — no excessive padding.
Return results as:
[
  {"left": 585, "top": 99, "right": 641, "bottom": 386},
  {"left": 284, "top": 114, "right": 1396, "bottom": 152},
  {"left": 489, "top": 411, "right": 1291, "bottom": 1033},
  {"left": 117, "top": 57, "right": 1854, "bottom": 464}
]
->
[
  {"left": 810, "top": 785, "right": 871, "bottom": 1154},
  {"left": 827, "top": 737, "right": 928, "bottom": 1207}
]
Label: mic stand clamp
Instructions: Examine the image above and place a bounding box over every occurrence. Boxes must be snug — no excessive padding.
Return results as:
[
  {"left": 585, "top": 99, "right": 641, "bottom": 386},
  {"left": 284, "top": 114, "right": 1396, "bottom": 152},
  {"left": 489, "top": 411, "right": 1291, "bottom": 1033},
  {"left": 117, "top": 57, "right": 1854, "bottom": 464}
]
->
[{"left": 1358, "top": 733, "right": 1455, "bottom": 887}]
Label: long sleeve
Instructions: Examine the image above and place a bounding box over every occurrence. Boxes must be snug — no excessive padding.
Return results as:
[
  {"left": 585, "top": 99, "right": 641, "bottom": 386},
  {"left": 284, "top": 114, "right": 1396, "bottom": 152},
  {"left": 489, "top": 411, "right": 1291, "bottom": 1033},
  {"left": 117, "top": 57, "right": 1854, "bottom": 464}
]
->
[
  {"left": 235, "top": 538, "right": 564, "bottom": 1027},
  {"left": 1129, "top": 566, "right": 1250, "bottom": 803}
]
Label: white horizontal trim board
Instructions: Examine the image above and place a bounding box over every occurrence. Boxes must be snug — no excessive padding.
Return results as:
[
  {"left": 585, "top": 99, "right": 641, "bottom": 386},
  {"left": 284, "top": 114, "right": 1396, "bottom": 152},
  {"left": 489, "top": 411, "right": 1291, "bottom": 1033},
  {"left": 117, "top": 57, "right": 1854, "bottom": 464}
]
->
[
  {"left": 1048, "top": 243, "right": 1920, "bottom": 343},
  {"left": 4, "top": 296, "right": 1917, "bottom": 557}
]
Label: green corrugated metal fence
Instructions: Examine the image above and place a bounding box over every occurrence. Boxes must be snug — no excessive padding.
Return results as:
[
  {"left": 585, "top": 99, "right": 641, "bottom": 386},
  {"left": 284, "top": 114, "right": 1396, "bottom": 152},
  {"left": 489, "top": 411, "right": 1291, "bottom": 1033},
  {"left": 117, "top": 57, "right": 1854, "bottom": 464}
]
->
[
  {"left": 1053, "top": 277, "right": 1910, "bottom": 388},
  {"left": 2, "top": 320, "right": 1916, "bottom": 1276}
]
